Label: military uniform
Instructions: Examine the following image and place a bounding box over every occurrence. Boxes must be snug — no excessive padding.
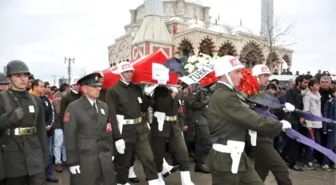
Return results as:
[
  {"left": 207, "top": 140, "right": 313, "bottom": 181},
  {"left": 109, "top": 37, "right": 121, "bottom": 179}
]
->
[
  {"left": 188, "top": 84, "right": 212, "bottom": 172},
  {"left": 248, "top": 85, "right": 292, "bottom": 185},
  {"left": 0, "top": 60, "right": 48, "bottom": 185},
  {"left": 0, "top": 88, "right": 5, "bottom": 183},
  {"left": 206, "top": 83, "right": 284, "bottom": 185},
  {"left": 63, "top": 73, "right": 117, "bottom": 185},
  {"left": 150, "top": 86, "right": 190, "bottom": 172},
  {"left": 105, "top": 80, "right": 158, "bottom": 184}
]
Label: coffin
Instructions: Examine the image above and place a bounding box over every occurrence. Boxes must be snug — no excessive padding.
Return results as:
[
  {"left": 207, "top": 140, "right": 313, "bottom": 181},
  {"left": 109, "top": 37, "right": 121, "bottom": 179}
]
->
[{"left": 100, "top": 49, "right": 178, "bottom": 89}]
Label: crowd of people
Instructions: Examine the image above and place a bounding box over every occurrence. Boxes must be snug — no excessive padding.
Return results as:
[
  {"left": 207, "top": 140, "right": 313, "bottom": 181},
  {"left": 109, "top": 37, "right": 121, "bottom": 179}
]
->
[{"left": 0, "top": 58, "right": 335, "bottom": 185}]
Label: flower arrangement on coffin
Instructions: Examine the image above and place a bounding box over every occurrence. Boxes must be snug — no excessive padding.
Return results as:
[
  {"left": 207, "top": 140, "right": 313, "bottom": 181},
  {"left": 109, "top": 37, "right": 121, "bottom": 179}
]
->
[
  {"left": 236, "top": 68, "right": 259, "bottom": 97},
  {"left": 183, "top": 53, "right": 217, "bottom": 86}
]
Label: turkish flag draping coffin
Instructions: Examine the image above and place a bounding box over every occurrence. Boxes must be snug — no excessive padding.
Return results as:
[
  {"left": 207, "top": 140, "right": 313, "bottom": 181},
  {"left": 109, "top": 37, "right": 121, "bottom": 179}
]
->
[
  {"left": 132, "top": 50, "right": 179, "bottom": 85},
  {"left": 101, "top": 50, "right": 179, "bottom": 89},
  {"left": 100, "top": 68, "right": 119, "bottom": 89}
]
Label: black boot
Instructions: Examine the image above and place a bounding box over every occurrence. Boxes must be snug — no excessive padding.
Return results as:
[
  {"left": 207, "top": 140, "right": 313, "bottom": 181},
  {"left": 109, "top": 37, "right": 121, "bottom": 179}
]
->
[{"left": 194, "top": 163, "right": 210, "bottom": 174}]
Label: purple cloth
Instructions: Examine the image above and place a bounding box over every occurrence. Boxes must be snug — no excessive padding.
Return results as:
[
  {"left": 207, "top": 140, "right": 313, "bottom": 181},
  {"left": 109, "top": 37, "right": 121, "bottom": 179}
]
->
[{"left": 254, "top": 108, "right": 336, "bottom": 163}]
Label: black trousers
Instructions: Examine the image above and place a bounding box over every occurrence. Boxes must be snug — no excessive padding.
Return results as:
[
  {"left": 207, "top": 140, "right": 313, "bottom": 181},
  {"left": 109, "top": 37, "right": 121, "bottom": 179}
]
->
[
  {"left": 115, "top": 137, "right": 158, "bottom": 184},
  {"left": 194, "top": 122, "right": 212, "bottom": 165},
  {"left": 2, "top": 172, "right": 46, "bottom": 185},
  {"left": 151, "top": 135, "right": 189, "bottom": 172},
  {"left": 282, "top": 137, "right": 300, "bottom": 166},
  {"left": 252, "top": 142, "right": 292, "bottom": 185}
]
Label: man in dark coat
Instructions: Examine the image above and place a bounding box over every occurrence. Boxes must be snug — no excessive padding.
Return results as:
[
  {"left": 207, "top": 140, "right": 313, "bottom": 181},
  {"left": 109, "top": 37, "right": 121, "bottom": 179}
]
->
[
  {"left": 0, "top": 60, "right": 48, "bottom": 185},
  {"left": 282, "top": 75, "right": 310, "bottom": 171},
  {"left": 63, "top": 72, "right": 122, "bottom": 185}
]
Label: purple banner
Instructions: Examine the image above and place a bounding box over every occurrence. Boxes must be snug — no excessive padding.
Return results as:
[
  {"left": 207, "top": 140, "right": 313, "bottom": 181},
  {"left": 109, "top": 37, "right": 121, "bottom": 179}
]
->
[{"left": 254, "top": 108, "right": 336, "bottom": 163}]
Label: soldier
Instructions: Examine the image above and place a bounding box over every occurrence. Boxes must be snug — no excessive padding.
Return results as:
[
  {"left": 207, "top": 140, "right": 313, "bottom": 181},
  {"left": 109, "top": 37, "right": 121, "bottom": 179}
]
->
[
  {"left": 205, "top": 56, "right": 292, "bottom": 185},
  {"left": 0, "top": 60, "right": 48, "bottom": 185},
  {"left": 0, "top": 72, "right": 9, "bottom": 184},
  {"left": 249, "top": 65, "right": 294, "bottom": 185},
  {"left": 145, "top": 84, "right": 194, "bottom": 185},
  {"left": 188, "top": 83, "right": 213, "bottom": 173},
  {"left": 105, "top": 62, "right": 161, "bottom": 185},
  {"left": 0, "top": 73, "right": 10, "bottom": 91},
  {"left": 63, "top": 72, "right": 123, "bottom": 185}
]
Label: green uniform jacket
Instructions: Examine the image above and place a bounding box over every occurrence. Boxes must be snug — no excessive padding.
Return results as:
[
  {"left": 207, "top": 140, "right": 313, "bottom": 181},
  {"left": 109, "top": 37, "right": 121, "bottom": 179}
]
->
[
  {"left": 105, "top": 81, "right": 150, "bottom": 143},
  {"left": 206, "top": 83, "right": 283, "bottom": 172},
  {"left": 63, "top": 96, "right": 116, "bottom": 185},
  {"left": 60, "top": 91, "right": 81, "bottom": 129},
  {"left": 256, "top": 84, "right": 274, "bottom": 143},
  {"left": 150, "top": 86, "right": 183, "bottom": 138},
  {"left": 0, "top": 90, "right": 48, "bottom": 178}
]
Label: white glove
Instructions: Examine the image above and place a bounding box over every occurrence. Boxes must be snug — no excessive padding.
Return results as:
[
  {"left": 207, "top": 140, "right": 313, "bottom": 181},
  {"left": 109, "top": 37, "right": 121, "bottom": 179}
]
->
[
  {"left": 167, "top": 86, "right": 178, "bottom": 93},
  {"left": 280, "top": 120, "right": 292, "bottom": 131},
  {"left": 115, "top": 139, "right": 126, "bottom": 154},
  {"left": 283, "top": 102, "right": 295, "bottom": 112},
  {"left": 69, "top": 165, "right": 81, "bottom": 174},
  {"left": 144, "top": 84, "right": 158, "bottom": 96},
  {"left": 112, "top": 156, "right": 114, "bottom": 161}
]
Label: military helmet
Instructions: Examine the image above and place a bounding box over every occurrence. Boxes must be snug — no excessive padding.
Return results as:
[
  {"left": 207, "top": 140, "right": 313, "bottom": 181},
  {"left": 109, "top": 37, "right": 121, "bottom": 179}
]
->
[
  {"left": 0, "top": 72, "right": 10, "bottom": 84},
  {"left": 5, "top": 60, "right": 30, "bottom": 77}
]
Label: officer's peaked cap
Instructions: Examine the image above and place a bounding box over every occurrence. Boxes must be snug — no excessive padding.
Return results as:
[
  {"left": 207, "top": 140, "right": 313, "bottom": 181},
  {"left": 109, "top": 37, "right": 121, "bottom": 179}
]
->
[{"left": 78, "top": 72, "right": 102, "bottom": 87}]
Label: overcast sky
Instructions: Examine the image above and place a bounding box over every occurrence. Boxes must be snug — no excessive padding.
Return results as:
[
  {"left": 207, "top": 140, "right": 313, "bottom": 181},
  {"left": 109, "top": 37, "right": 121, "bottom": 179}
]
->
[{"left": 0, "top": 0, "right": 335, "bottom": 85}]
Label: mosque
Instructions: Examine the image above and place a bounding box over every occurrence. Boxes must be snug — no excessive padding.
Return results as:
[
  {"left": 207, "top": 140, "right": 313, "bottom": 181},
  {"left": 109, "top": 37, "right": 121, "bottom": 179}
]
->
[{"left": 107, "top": 0, "right": 293, "bottom": 71}]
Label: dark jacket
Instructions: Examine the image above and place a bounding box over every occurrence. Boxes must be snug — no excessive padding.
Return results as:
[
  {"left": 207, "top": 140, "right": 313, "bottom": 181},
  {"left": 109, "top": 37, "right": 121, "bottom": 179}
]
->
[
  {"left": 323, "top": 97, "right": 336, "bottom": 132},
  {"left": 60, "top": 90, "right": 81, "bottom": 129},
  {"left": 40, "top": 95, "right": 54, "bottom": 136},
  {"left": 284, "top": 87, "right": 304, "bottom": 130}
]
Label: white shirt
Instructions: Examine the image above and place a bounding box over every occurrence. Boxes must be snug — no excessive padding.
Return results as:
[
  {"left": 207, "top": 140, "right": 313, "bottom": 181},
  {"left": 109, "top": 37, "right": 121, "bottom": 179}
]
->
[
  {"left": 72, "top": 89, "right": 79, "bottom": 94},
  {"left": 86, "top": 96, "right": 97, "bottom": 112}
]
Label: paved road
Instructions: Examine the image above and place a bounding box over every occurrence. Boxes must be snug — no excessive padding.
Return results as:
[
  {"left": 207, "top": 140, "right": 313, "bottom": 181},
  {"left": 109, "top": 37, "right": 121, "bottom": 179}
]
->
[{"left": 50, "top": 162, "right": 336, "bottom": 185}]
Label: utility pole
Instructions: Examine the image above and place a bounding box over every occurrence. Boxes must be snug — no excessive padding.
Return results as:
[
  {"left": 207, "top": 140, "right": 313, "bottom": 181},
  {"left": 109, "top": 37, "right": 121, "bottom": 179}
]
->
[
  {"left": 51, "top": 75, "right": 57, "bottom": 86},
  {"left": 64, "top": 57, "right": 75, "bottom": 84}
]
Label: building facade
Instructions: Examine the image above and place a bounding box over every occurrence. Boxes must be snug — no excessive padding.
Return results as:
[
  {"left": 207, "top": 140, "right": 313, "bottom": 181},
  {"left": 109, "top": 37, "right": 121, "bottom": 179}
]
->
[{"left": 108, "top": 0, "right": 293, "bottom": 71}]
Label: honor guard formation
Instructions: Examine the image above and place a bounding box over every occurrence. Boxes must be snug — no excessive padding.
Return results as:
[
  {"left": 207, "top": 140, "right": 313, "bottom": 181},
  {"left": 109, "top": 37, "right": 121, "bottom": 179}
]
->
[{"left": 0, "top": 57, "right": 335, "bottom": 185}]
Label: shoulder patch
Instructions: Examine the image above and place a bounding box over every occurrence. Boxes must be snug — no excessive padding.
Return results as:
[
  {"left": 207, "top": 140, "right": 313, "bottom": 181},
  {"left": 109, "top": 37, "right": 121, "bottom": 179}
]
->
[{"left": 63, "top": 112, "right": 70, "bottom": 122}]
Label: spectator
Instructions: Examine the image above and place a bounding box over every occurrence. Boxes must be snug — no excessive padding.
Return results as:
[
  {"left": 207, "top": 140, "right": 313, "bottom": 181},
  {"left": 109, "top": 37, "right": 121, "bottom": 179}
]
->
[
  {"left": 30, "top": 79, "right": 59, "bottom": 183},
  {"left": 53, "top": 83, "right": 70, "bottom": 172},
  {"left": 315, "top": 70, "right": 322, "bottom": 80},
  {"left": 295, "top": 71, "right": 300, "bottom": 75},
  {"left": 286, "top": 69, "right": 293, "bottom": 75},
  {"left": 331, "top": 81, "right": 336, "bottom": 89},
  {"left": 282, "top": 75, "right": 310, "bottom": 171},
  {"left": 281, "top": 69, "right": 287, "bottom": 75},
  {"left": 27, "top": 74, "right": 34, "bottom": 90},
  {"left": 319, "top": 76, "right": 333, "bottom": 113},
  {"left": 321, "top": 87, "right": 336, "bottom": 171},
  {"left": 302, "top": 78, "right": 322, "bottom": 170},
  {"left": 273, "top": 69, "right": 279, "bottom": 75},
  {"left": 287, "top": 79, "right": 295, "bottom": 89}
]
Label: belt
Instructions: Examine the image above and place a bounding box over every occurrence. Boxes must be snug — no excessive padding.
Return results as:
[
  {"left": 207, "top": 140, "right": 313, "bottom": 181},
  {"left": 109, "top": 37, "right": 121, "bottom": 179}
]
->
[
  {"left": 164, "top": 115, "right": 177, "bottom": 121},
  {"left": 212, "top": 141, "right": 245, "bottom": 174},
  {"left": 212, "top": 143, "right": 231, "bottom": 153},
  {"left": 8, "top": 127, "right": 37, "bottom": 136},
  {"left": 124, "top": 117, "right": 142, "bottom": 124}
]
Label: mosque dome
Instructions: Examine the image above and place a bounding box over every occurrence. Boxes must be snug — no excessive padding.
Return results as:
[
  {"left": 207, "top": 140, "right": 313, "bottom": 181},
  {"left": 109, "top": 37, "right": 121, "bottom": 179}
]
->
[
  {"left": 231, "top": 24, "right": 253, "bottom": 35},
  {"left": 187, "top": 19, "right": 205, "bottom": 26},
  {"left": 168, "top": 16, "right": 184, "bottom": 23},
  {"left": 208, "top": 24, "right": 230, "bottom": 34}
]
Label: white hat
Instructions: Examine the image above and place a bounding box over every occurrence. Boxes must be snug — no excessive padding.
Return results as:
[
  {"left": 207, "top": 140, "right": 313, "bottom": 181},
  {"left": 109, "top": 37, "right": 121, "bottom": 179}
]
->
[
  {"left": 116, "top": 61, "right": 134, "bottom": 74},
  {"left": 252, "top": 64, "right": 271, "bottom": 76},
  {"left": 214, "top": 55, "right": 245, "bottom": 77},
  {"left": 71, "top": 77, "right": 80, "bottom": 85}
]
